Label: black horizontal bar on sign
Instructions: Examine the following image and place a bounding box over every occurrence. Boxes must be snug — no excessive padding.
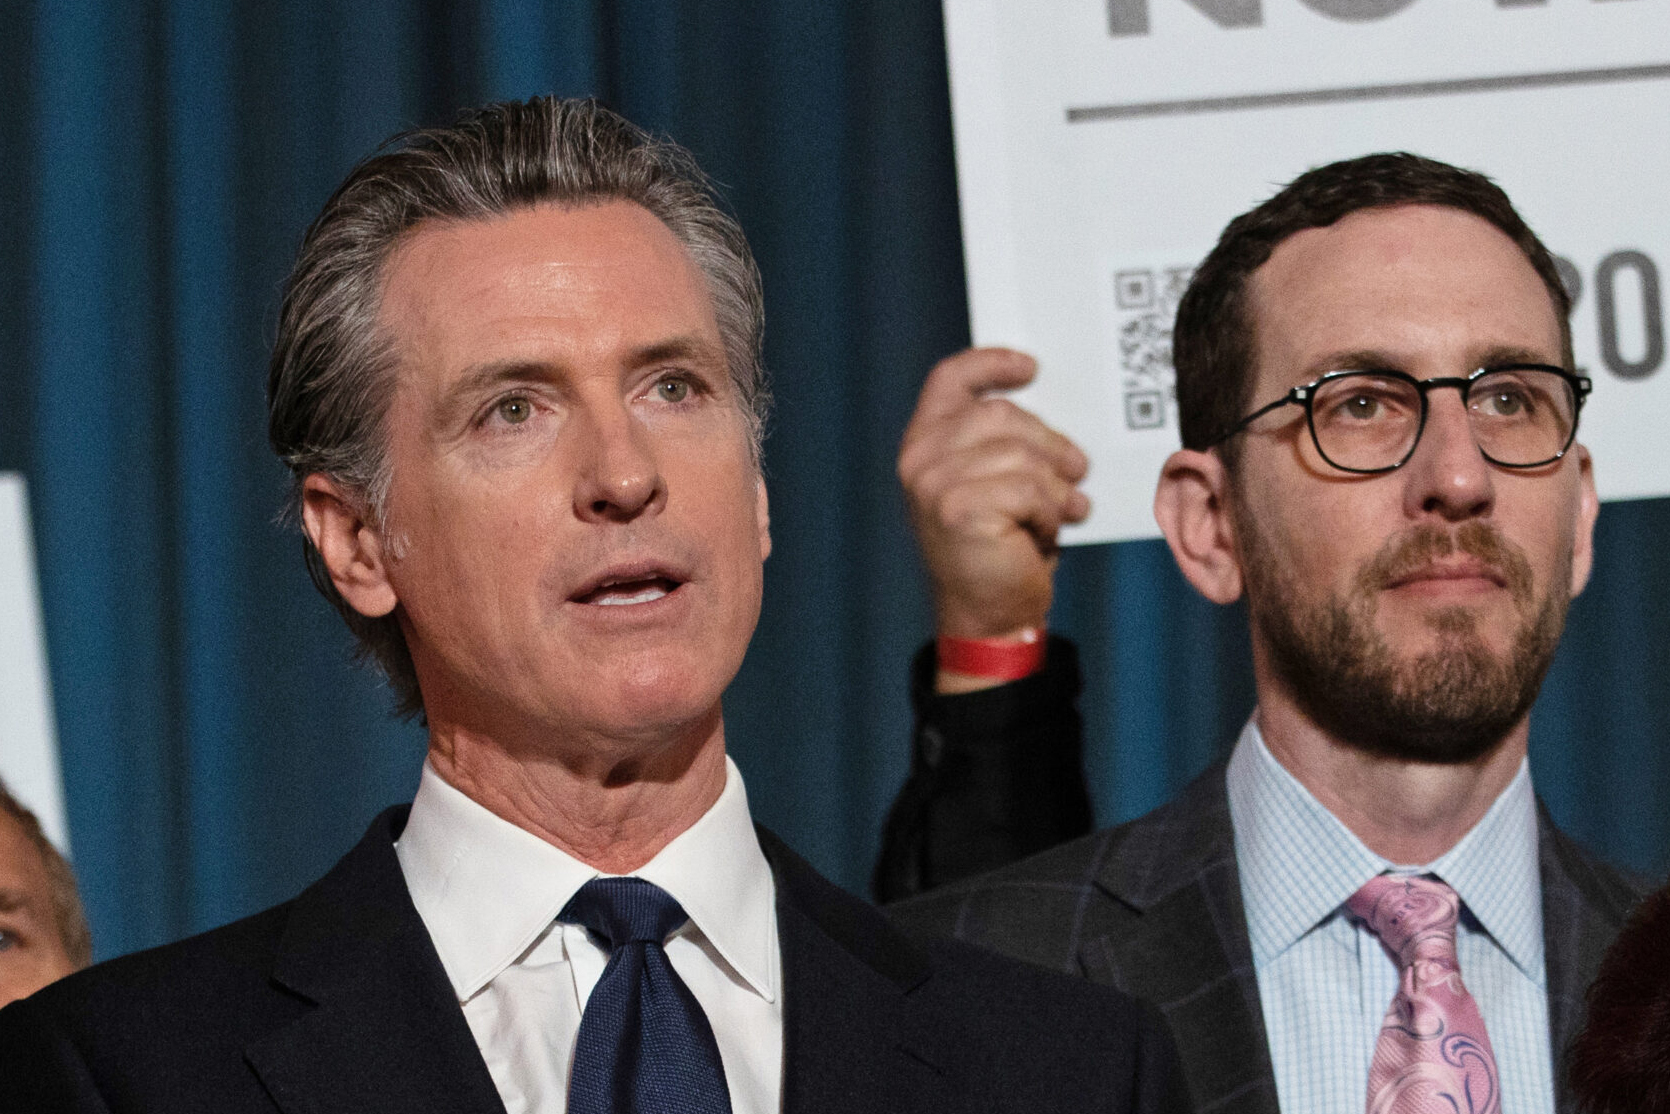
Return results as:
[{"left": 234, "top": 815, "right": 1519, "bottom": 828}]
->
[{"left": 1065, "top": 60, "right": 1670, "bottom": 122}]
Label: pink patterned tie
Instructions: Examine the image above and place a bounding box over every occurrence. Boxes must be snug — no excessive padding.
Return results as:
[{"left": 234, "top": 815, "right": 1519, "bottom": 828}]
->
[{"left": 1347, "top": 874, "right": 1502, "bottom": 1114}]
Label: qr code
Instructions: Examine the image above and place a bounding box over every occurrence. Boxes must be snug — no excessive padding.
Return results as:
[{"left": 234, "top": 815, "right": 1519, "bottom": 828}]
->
[{"left": 1113, "top": 266, "right": 1192, "bottom": 430}]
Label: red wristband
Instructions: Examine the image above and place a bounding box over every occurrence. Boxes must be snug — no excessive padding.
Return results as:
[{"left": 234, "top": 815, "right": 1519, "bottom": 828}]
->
[{"left": 936, "top": 628, "right": 1046, "bottom": 681}]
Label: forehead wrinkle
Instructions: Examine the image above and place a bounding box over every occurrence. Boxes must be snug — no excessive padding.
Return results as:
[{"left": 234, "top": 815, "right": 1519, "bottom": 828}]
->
[{"left": 384, "top": 210, "right": 724, "bottom": 406}]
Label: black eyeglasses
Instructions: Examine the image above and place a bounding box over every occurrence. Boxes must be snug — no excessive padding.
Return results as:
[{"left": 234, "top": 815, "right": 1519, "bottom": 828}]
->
[{"left": 1210, "top": 364, "right": 1592, "bottom": 474}]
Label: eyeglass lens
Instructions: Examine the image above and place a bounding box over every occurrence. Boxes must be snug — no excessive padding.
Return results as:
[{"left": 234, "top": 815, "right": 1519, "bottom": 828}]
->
[{"left": 1308, "top": 369, "right": 1579, "bottom": 472}]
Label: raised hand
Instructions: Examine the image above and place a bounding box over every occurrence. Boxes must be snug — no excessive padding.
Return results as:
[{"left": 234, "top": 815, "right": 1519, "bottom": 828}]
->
[{"left": 898, "top": 348, "right": 1090, "bottom": 691}]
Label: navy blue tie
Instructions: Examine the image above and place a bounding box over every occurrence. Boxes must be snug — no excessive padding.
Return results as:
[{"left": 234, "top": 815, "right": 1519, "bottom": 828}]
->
[{"left": 560, "top": 877, "right": 733, "bottom": 1114}]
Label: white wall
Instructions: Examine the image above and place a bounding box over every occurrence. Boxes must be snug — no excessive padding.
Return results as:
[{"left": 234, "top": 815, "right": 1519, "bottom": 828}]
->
[
  {"left": 0, "top": 473, "right": 68, "bottom": 853},
  {"left": 947, "top": 0, "right": 1670, "bottom": 542}
]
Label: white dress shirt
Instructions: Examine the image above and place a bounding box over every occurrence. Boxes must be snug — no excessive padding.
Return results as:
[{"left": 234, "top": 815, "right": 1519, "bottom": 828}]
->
[
  {"left": 395, "top": 756, "right": 783, "bottom": 1114},
  {"left": 1228, "top": 719, "right": 1552, "bottom": 1114}
]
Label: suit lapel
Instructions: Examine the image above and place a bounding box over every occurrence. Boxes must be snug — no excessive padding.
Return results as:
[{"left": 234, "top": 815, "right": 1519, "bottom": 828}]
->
[
  {"left": 1536, "top": 804, "right": 1644, "bottom": 1114},
  {"left": 1081, "top": 773, "right": 1641, "bottom": 1114},
  {"left": 244, "top": 807, "right": 507, "bottom": 1114},
  {"left": 760, "top": 828, "right": 962, "bottom": 1114},
  {"left": 236, "top": 780, "right": 1633, "bottom": 1114},
  {"left": 1079, "top": 763, "right": 1281, "bottom": 1114}
]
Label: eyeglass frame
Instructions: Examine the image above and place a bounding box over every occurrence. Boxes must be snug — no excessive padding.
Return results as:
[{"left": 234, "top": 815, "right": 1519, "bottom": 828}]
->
[{"left": 1207, "top": 363, "right": 1594, "bottom": 475}]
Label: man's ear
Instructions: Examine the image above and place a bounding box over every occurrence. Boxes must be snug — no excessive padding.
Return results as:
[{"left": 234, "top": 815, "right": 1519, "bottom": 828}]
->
[
  {"left": 755, "top": 474, "right": 772, "bottom": 562},
  {"left": 1153, "top": 449, "right": 1244, "bottom": 605},
  {"left": 300, "top": 474, "right": 399, "bottom": 618},
  {"left": 1568, "top": 444, "right": 1599, "bottom": 598}
]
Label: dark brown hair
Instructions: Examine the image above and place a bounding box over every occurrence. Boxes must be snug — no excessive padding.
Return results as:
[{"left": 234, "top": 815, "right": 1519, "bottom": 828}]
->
[
  {"left": 1173, "top": 152, "right": 1573, "bottom": 464},
  {"left": 0, "top": 779, "right": 92, "bottom": 970},
  {"left": 1569, "top": 882, "right": 1670, "bottom": 1113},
  {"left": 267, "top": 97, "right": 768, "bottom": 716}
]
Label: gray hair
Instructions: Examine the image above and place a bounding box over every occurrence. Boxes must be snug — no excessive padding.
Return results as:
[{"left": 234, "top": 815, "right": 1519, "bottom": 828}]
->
[{"left": 267, "top": 97, "right": 769, "bottom": 717}]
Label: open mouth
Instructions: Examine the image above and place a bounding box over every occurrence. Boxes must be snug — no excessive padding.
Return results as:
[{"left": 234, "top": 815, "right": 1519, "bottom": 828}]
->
[{"left": 573, "top": 576, "right": 683, "bottom": 607}]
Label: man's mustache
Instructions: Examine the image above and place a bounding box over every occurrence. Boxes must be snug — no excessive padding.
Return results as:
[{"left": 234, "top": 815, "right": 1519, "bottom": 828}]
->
[{"left": 1358, "top": 521, "right": 1535, "bottom": 606}]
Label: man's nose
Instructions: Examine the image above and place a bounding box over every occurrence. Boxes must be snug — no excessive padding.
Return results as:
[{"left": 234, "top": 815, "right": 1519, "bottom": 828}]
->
[
  {"left": 572, "top": 406, "right": 664, "bottom": 523},
  {"left": 1401, "top": 389, "right": 1494, "bottom": 522}
]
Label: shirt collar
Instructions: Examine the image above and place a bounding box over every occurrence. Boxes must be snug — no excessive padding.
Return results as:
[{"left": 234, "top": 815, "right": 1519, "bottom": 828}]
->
[
  {"left": 1427, "top": 755, "right": 1544, "bottom": 983},
  {"left": 1228, "top": 717, "right": 1543, "bottom": 982},
  {"left": 395, "top": 755, "right": 778, "bottom": 1004}
]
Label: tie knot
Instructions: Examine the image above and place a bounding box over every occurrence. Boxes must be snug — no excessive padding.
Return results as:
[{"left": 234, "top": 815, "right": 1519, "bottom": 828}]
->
[
  {"left": 560, "top": 877, "right": 689, "bottom": 948},
  {"left": 1347, "top": 873, "right": 1461, "bottom": 964}
]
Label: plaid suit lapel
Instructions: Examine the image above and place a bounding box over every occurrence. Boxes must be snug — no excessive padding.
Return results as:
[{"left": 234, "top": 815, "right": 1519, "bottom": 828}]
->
[
  {"left": 1061, "top": 768, "right": 1641, "bottom": 1114},
  {"left": 1078, "top": 762, "right": 1281, "bottom": 1114}
]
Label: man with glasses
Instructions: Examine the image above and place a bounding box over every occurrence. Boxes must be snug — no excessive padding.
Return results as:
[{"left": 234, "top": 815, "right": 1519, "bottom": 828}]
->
[
  {"left": 1219, "top": 364, "right": 1588, "bottom": 478},
  {"left": 880, "top": 153, "right": 1642, "bottom": 1113}
]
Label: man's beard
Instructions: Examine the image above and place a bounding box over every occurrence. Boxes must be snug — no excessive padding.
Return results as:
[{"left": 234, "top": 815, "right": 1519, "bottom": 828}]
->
[{"left": 1242, "top": 518, "right": 1570, "bottom": 765}]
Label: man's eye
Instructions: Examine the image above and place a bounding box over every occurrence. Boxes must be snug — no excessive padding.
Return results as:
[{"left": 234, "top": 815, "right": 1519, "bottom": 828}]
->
[
  {"left": 1339, "top": 394, "right": 1383, "bottom": 420},
  {"left": 1480, "top": 390, "right": 1527, "bottom": 417},
  {"left": 495, "top": 397, "right": 533, "bottom": 424},
  {"left": 0, "top": 930, "right": 15, "bottom": 952},
  {"left": 1317, "top": 379, "right": 1412, "bottom": 427},
  {"left": 656, "top": 378, "right": 691, "bottom": 404}
]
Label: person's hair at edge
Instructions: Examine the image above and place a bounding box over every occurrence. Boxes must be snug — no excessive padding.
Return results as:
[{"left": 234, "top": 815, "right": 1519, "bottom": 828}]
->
[
  {"left": 267, "top": 96, "right": 770, "bottom": 719},
  {"left": 0, "top": 778, "right": 92, "bottom": 970},
  {"left": 1568, "top": 883, "right": 1670, "bottom": 1113},
  {"left": 1172, "top": 151, "right": 1575, "bottom": 468}
]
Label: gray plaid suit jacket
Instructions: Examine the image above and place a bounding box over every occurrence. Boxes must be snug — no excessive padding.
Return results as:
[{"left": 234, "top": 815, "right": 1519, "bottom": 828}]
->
[{"left": 888, "top": 760, "right": 1644, "bottom": 1114}]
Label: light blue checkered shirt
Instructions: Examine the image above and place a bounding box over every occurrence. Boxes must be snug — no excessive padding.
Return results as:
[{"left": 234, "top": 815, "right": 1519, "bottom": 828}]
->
[{"left": 1227, "top": 720, "right": 1552, "bottom": 1114}]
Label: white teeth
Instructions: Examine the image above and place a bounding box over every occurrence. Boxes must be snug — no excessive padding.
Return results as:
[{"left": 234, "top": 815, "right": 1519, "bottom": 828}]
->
[{"left": 593, "top": 585, "right": 669, "bottom": 606}]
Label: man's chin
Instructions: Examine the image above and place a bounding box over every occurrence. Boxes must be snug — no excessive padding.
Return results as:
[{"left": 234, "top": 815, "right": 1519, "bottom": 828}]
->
[
  {"left": 567, "top": 666, "right": 729, "bottom": 745},
  {"left": 420, "top": 657, "right": 726, "bottom": 756},
  {"left": 1300, "top": 687, "right": 1513, "bottom": 766},
  {"left": 1373, "top": 613, "right": 1517, "bottom": 669},
  {"left": 1265, "top": 600, "right": 1560, "bottom": 767}
]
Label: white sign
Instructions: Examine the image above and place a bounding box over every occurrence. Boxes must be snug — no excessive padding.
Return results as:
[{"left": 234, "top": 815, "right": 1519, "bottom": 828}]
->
[
  {"left": 0, "top": 474, "right": 68, "bottom": 852},
  {"left": 946, "top": 0, "right": 1670, "bottom": 543}
]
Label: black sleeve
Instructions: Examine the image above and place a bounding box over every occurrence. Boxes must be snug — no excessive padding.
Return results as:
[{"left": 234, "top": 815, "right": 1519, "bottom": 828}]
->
[{"left": 873, "top": 634, "right": 1094, "bottom": 902}]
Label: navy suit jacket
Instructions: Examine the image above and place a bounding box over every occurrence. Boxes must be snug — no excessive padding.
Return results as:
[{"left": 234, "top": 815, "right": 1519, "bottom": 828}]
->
[{"left": 0, "top": 806, "right": 1187, "bottom": 1113}]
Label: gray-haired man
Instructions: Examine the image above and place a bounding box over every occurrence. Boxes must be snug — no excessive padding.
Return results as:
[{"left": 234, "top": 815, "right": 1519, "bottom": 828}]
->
[{"left": 0, "top": 97, "right": 1184, "bottom": 1114}]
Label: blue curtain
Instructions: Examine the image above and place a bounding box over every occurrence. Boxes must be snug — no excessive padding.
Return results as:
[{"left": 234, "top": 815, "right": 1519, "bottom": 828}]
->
[{"left": 2, "top": 0, "right": 1665, "bottom": 963}]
